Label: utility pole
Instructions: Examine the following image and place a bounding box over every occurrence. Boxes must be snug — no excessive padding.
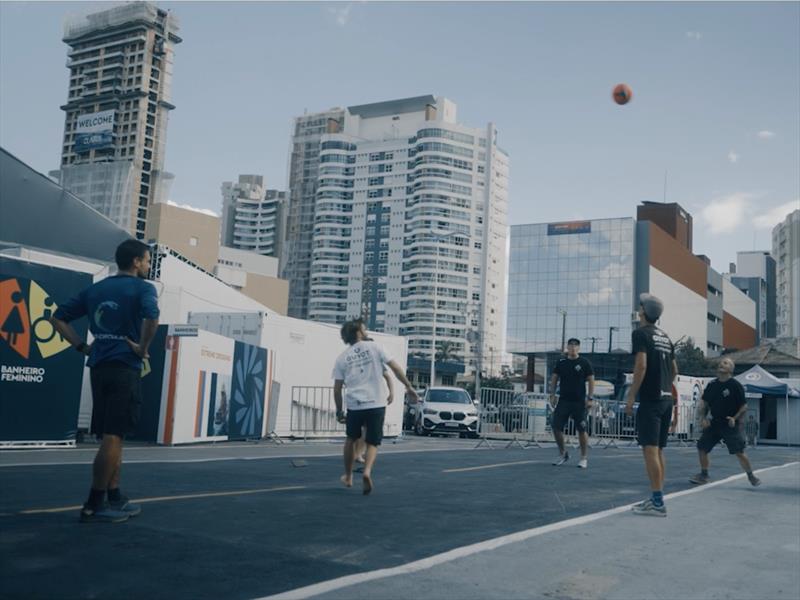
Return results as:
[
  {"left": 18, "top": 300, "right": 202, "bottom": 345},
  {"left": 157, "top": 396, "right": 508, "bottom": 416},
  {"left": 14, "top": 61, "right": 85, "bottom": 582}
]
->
[
  {"left": 588, "top": 336, "right": 602, "bottom": 353},
  {"left": 608, "top": 326, "right": 619, "bottom": 354},
  {"left": 558, "top": 309, "right": 567, "bottom": 353}
]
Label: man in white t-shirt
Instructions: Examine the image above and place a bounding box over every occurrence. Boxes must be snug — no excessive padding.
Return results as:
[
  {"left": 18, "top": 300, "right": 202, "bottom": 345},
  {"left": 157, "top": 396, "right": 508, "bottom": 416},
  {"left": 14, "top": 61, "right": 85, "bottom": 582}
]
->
[{"left": 333, "top": 319, "right": 419, "bottom": 495}]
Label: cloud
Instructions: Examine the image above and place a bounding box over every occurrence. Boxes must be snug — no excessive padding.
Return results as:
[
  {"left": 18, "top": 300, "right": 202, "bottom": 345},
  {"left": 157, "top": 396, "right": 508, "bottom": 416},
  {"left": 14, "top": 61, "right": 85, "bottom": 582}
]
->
[
  {"left": 753, "top": 200, "right": 800, "bottom": 229},
  {"left": 685, "top": 31, "right": 702, "bottom": 40},
  {"left": 727, "top": 150, "right": 739, "bottom": 163},
  {"left": 700, "top": 193, "right": 753, "bottom": 234},
  {"left": 757, "top": 130, "right": 776, "bottom": 140},
  {"left": 328, "top": 3, "right": 355, "bottom": 26}
]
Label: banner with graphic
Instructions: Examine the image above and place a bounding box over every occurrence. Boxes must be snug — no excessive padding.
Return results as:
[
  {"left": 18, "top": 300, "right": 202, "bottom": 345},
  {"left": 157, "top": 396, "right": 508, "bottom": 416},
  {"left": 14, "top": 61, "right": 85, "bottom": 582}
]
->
[
  {"left": 74, "top": 110, "right": 115, "bottom": 152},
  {"left": 0, "top": 258, "right": 91, "bottom": 442},
  {"left": 229, "top": 341, "right": 268, "bottom": 440}
]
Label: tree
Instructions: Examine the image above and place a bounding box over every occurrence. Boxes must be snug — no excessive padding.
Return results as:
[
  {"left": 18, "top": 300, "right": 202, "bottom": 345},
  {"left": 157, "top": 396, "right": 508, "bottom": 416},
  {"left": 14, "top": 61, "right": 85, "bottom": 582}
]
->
[
  {"left": 464, "top": 374, "right": 512, "bottom": 399},
  {"left": 435, "top": 340, "right": 461, "bottom": 363},
  {"left": 675, "top": 338, "right": 714, "bottom": 376}
]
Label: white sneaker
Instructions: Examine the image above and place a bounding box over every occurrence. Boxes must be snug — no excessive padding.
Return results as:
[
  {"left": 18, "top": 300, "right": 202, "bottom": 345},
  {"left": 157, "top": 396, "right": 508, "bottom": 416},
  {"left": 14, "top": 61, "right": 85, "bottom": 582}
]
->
[
  {"left": 577, "top": 458, "right": 588, "bottom": 469},
  {"left": 552, "top": 453, "right": 569, "bottom": 466}
]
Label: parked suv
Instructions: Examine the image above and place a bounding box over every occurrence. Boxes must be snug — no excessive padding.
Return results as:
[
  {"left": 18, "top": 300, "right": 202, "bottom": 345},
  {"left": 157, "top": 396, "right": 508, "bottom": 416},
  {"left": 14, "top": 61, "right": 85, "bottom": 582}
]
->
[{"left": 414, "top": 387, "right": 479, "bottom": 437}]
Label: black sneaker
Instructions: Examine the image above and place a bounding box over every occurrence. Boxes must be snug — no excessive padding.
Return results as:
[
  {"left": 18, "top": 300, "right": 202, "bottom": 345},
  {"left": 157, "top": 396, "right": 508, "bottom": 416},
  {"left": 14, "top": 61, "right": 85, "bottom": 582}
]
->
[
  {"left": 79, "top": 503, "right": 130, "bottom": 523},
  {"left": 552, "top": 452, "right": 569, "bottom": 466},
  {"left": 748, "top": 474, "right": 762, "bottom": 487},
  {"left": 689, "top": 472, "right": 710, "bottom": 485},
  {"left": 109, "top": 495, "right": 142, "bottom": 517}
]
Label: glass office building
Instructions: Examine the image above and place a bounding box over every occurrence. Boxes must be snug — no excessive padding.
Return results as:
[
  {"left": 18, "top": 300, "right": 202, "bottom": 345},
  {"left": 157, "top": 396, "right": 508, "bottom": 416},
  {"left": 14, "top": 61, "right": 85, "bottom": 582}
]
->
[{"left": 507, "top": 218, "right": 636, "bottom": 354}]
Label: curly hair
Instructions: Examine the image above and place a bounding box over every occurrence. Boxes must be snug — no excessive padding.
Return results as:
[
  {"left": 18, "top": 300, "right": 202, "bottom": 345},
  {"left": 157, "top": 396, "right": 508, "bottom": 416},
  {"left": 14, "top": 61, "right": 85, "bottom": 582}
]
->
[{"left": 340, "top": 318, "right": 365, "bottom": 345}]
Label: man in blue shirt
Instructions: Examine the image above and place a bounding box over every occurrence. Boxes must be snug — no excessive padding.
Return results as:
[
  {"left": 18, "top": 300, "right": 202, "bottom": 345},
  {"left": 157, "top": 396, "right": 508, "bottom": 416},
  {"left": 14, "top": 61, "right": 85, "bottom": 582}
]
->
[{"left": 52, "top": 240, "right": 160, "bottom": 523}]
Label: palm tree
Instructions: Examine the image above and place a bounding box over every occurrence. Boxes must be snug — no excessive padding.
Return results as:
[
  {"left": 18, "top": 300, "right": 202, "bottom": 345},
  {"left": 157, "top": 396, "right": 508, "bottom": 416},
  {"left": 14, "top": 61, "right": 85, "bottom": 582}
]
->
[{"left": 435, "top": 340, "right": 461, "bottom": 363}]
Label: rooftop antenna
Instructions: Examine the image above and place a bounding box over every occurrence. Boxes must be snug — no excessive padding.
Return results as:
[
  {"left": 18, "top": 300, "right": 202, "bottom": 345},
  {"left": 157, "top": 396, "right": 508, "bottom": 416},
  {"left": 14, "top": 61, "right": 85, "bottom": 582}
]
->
[{"left": 663, "top": 170, "right": 667, "bottom": 203}]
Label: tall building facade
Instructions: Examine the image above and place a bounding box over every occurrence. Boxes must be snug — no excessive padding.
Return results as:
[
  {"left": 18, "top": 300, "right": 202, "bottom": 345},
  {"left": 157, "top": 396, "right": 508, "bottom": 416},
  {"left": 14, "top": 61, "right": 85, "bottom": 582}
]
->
[
  {"left": 282, "top": 108, "right": 346, "bottom": 319},
  {"left": 55, "top": 2, "right": 181, "bottom": 239},
  {"left": 291, "top": 95, "right": 509, "bottom": 384},
  {"left": 507, "top": 218, "right": 637, "bottom": 354},
  {"left": 220, "top": 175, "right": 286, "bottom": 258},
  {"left": 730, "top": 250, "right": 777, "bottom": 341},
  {"left": 773, "top": 209, "right": 800, "bottom": 337},
  {"left": 507, "top": 206, "right": 757, "bottom": 360}
]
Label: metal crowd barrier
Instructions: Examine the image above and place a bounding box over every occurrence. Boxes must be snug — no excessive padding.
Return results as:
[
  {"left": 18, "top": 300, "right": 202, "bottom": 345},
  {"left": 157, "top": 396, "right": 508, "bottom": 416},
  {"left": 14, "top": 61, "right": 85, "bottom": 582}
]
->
[
  {"left": 475, "top": 388, "right": 551, "bottom": 449},
  {"left": 589, "top": 401, "right": 702, "bottom": 448},
  {"left": 476, "top": 388, "right": 703, "bottom": 450},
  {"left": 290, "top": 386, "right": 345, "bottom": 439}
]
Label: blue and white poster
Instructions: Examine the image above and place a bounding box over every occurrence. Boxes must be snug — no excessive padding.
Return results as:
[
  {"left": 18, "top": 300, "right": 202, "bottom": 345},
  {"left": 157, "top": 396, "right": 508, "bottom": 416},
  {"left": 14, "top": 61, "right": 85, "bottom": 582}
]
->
[
  {"left": 229, "top": 341, "right": 267, "bottom": 440},
  {"left": 74, "top": 110, "right": 115, "bottom": 152}
]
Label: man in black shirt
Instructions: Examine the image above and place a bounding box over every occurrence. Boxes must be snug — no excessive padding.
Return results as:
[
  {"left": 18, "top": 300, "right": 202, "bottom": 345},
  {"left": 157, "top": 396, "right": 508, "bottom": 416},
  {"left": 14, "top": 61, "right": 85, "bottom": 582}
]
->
[
  {"left": 689, "top": 357, "right": 760, "bottom": 486},
  {"left": 626, "top": 294, "right": 676, "bottom": 517},
  {"left": 549, "top": 338, "right": 595, "bottom": 468}
]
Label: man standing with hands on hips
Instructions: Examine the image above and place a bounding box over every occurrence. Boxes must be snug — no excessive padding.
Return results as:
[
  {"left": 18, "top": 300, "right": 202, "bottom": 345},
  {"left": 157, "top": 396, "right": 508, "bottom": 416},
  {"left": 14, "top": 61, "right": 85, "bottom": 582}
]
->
[
  {"left": 51, "top": 240, "right": 159, "bottom": 523},
  {"left": 549, "top": 338, "right": 595, "bottom": 468},
  {"left": 626, "top": 293, "right": 677, "bottom": 517},
  {"left": 333, "top": 319, "right": 419, "bottom": 495}
]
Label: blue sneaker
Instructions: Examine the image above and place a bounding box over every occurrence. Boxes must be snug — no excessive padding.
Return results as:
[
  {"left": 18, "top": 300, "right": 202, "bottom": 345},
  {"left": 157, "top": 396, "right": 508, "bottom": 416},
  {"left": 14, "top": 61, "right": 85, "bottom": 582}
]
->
[
  {"left": 632, "top": 499, "right": 667, "bottom": 517},
  {"left": 79, "top": 503, "right": 129, "bottom": 523},
  {"left": 109, "top": 495, "right": 142, "bottom": 517}
]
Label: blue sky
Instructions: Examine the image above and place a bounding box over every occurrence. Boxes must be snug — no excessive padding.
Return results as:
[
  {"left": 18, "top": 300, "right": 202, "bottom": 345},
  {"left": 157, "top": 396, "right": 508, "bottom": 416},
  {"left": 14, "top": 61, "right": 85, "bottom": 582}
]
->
[{"left": 1, "top": 1, "right": 798, "bottom": 271}]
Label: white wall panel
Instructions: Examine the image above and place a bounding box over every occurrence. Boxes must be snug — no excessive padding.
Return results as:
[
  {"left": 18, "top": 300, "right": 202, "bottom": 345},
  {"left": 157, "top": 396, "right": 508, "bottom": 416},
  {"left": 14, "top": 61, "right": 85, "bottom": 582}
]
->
[{"left": 649, "top": 267, "right": 708, "bottom": 351}]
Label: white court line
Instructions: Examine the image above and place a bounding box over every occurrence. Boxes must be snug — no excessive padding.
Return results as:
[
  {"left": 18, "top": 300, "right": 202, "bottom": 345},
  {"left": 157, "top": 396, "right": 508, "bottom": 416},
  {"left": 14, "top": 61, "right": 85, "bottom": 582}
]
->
[
  {"left": 257, "top": 461, "right": 799, "bottom": 600},
  {"left": 0, "top": 445, "right": 479, "bottom": 468},
  {"left": 442, "top": 451, "right": 657, "bottom": 473}
]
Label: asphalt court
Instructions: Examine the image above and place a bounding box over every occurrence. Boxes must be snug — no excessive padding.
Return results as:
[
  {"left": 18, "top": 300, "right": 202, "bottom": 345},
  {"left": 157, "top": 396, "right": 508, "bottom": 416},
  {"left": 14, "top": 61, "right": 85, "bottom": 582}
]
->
[{"left": 1, "top": 440, "right": 798, "bottom": 600}]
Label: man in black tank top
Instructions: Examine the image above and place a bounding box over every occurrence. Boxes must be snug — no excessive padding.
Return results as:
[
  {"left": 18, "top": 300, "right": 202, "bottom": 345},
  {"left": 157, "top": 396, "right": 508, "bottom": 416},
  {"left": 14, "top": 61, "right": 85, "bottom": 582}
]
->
[{"left": 626, "top": 293, "right": 677, "bottom": 517}]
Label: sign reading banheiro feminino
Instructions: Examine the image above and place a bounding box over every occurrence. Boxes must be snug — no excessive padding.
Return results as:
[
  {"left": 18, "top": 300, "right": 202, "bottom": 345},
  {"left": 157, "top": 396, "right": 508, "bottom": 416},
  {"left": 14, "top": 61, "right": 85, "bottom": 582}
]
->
[
  {"left": 0, "top": 257, "right": 91, "bottom": 443},
  {"left": 74, "top": 109, "right": 115, "bottom": 151}
]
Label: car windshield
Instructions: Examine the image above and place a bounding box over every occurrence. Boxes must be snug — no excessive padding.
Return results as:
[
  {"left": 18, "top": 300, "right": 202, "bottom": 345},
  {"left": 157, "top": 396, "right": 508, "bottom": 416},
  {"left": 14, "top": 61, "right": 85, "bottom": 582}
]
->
[{"left": 427, "top": 390, "right": 472, "bottom": 404}]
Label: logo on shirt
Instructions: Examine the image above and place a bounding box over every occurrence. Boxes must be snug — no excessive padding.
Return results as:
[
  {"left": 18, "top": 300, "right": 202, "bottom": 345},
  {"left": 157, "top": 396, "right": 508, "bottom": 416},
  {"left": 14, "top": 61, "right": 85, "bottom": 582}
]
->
[
  {"left": 93, "top": 300, "right": 123, "bottom": 333},
  {"left": 575, "top": 365, "right": 582, "bottom": 372},
  {"left": 0, "top": 277, "right": 70, "bottom": 360},
  {"left": 722, "top": 389, "right": 730, "bottom": 398}
]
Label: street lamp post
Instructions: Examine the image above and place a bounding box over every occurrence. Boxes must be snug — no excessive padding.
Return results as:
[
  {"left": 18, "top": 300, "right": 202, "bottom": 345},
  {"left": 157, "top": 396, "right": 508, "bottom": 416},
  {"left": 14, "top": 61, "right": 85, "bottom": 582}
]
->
[
  {"left": 608, "top": 326, "right": 619, "bottom": 354},
  {"left": 558, "top": 309, "right": 567, "bottom": 353}
]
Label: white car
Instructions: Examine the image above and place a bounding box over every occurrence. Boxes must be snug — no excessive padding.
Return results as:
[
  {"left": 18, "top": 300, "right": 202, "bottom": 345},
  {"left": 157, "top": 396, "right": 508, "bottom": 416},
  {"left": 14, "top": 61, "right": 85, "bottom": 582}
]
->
[{"left": 414, "top": 387, "right": 479, "bottom": 437}]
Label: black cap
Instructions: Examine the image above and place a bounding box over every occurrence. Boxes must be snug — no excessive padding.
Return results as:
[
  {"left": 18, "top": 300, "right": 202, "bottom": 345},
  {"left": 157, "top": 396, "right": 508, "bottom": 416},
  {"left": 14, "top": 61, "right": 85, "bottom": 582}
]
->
[{"left": 567, "top": 338, "right": 580, "bottom": 345}]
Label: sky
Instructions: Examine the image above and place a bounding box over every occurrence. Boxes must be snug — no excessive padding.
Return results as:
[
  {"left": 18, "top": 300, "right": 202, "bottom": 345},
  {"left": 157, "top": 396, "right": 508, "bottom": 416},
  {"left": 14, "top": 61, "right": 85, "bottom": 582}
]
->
[{"left": 1, "top": 1, "right": 798, "bottom": 272}]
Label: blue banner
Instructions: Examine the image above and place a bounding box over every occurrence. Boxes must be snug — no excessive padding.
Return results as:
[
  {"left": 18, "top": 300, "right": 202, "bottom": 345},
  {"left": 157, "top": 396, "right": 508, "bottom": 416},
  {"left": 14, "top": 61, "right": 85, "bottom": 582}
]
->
[
  {"left": 0, "top": 258, "right": 92, "bottom": 442},
  {"left": 547, "top": 221, "right": 592, "bottom": 236},
  {"left": 228, "top": 341, "right": 266, "bottom": 440}
]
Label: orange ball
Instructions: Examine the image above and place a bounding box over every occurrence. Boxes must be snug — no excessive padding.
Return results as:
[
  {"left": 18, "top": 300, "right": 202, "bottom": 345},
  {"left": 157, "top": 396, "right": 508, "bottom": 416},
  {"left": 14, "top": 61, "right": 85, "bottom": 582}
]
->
[{"left": 612, "top": 83, "right": 633, "bottom": 105}]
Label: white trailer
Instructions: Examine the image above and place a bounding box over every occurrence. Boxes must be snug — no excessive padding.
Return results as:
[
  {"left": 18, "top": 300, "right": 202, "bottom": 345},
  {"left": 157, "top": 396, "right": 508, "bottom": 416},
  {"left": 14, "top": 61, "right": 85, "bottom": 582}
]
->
[{"left": 189, "top": 311, "right": 408, "bottom": 439}]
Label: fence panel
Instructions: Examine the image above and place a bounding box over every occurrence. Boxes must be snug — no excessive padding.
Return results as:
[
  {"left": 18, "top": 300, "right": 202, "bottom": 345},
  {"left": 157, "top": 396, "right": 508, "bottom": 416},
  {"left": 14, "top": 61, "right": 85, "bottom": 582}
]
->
[
  {"left": 475, "top": 388, "right": 550, "bottom": 449},
  {"left": 290, "top": 386, "right": 345, "bottom": 438}
]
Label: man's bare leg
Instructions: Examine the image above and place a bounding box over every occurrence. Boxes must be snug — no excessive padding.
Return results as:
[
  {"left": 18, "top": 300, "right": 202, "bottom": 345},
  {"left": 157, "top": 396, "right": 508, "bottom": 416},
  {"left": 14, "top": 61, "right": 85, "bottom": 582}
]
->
[
  {"left": 362, "top": 444, "right": 378, "bottom": 495},
  {"left": 642, "top": 446, "right": 663, "bottom": 493},
  {"left": 341, "top": 438, "right": 355, "bottom": 487},
  {"left": 92, "top": 435, "right": 122, "bottom": 491}
]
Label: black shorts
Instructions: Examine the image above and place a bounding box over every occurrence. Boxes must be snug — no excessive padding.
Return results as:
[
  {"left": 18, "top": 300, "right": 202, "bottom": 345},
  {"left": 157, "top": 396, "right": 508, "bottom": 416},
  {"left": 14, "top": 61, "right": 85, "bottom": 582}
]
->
[
  {"left": 90, "top": 362, "right": 142, "bottom": 438},
  {"left": 346, "top": 407, "right": 386, "bottom": 446},
  {"left": 552, "top": 400, "right": 588, "bottom": 433},
  {"left": 636, "top": 397, "right": 673, "bottom": 448},
  {"left": 697, "top": 422, "right": 746, "bottom": 455}
]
